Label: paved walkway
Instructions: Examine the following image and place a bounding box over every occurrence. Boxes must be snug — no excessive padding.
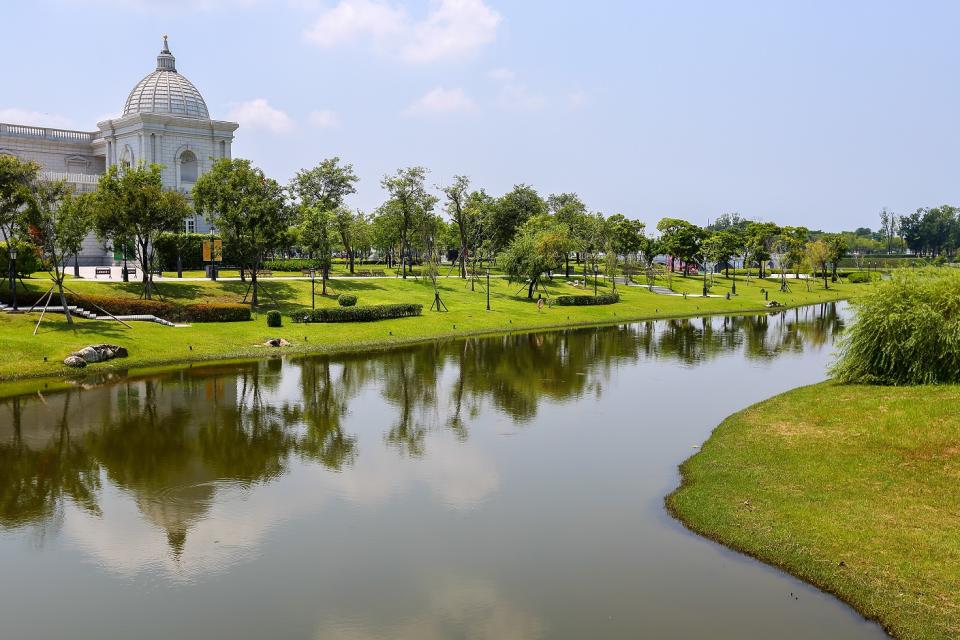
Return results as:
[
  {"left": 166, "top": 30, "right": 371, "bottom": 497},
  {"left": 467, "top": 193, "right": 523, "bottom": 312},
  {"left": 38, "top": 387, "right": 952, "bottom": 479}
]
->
[
  {"left": 72, "top": 265, "right": 510, "bottom": 283},
  {"left": 648, "top": 285, "right": 726, "bottom": 298}
]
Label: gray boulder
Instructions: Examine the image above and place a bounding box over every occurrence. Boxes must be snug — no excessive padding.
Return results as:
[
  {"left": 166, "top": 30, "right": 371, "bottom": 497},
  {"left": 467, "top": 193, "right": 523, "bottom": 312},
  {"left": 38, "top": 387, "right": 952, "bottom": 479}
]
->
[
  {"left": 63, "top": 355, "right": 87, "bottom": 368},
  {"left": 67, "top": 344, "right": 128, "bottom": 366}
]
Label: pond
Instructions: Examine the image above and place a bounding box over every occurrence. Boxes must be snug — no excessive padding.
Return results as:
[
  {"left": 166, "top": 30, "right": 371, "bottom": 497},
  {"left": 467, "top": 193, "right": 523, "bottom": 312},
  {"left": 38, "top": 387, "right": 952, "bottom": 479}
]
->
[{"left": 0, "top": 303, "right": 885, "bottom": 639}]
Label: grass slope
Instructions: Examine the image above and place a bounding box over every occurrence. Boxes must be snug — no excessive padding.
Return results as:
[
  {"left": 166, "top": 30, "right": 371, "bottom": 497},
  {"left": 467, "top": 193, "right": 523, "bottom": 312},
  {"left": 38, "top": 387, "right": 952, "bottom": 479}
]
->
[
  {"left": 0, "top": 272, "right": 864, "bottom": 386},
  {"left": 668, "top": 382, "right": 960, "bottom": 640}
]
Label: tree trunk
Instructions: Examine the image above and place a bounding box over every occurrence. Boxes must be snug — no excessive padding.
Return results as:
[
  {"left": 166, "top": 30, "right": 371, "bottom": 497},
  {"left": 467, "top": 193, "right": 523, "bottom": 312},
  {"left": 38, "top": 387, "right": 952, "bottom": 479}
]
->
[
  {"left": 251, "top": 261, "right": 259, "bottom": 307},
  {"left": 528, "top": 278, "right": 536, "bottom": 299},
  {"left": 322, "top": 266, "right": 328, "bottom": 295},
  {"left": 73, "top": 255, "right": 80, "bottom": 278},
  {"left": 565, "top": 254, "right": 570, "bottom": 278},
  {"left": 349, "top": 249, "right": 355, "bottom": 274},
  {"left": 177, "top": 254, "right": 183, "bottom": 278},
  {"left": 57, "top": 275, "right": 72, "bottom": 325}
]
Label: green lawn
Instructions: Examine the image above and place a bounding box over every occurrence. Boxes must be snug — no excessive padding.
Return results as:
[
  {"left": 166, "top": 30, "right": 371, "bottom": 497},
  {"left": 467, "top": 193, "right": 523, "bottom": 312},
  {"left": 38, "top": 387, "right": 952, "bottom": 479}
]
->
[
  {"left": 668, "top": 382, "right": 960, "bottom": 640},
  {"left": 0, "top": 272, "right": 867, "bottom": 387}
]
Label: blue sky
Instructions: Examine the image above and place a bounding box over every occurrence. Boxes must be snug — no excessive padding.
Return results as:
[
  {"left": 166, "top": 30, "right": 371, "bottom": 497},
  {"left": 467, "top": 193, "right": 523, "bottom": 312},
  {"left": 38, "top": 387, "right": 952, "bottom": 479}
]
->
[{"left": 3, "top": 0, "right": 958, "bottom": 230}]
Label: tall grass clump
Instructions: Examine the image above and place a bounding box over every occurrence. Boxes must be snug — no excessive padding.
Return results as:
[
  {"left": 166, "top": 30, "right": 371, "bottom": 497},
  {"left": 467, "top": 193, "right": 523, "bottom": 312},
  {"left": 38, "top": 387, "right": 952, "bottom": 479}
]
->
[{"left": 831, "top": 268, "right": 960, "bottom": 384}]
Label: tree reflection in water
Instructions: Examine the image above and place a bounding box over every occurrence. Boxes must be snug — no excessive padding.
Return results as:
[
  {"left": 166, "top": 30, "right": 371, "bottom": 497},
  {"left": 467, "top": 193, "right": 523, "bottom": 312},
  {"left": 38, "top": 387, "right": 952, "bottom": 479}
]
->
[{"left": 0, "top": 303, "right": 843, "bottom": 552}]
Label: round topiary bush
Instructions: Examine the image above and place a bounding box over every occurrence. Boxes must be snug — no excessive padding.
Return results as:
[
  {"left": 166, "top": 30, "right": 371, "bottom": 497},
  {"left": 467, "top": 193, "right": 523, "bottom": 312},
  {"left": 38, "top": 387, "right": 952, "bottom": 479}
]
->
[
  {"left": 831, "top": 268, "right": 960, "bottom": 385},
  {"left": 338, "top": 294, "right": 358, "bottom": 307},
  {"left": 266, "top": 310, "right": 282, "bottom": 327}
]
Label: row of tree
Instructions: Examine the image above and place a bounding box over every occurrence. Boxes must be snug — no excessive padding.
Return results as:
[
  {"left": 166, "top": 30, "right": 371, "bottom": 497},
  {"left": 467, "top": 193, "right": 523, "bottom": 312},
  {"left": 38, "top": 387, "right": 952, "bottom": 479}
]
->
[{"left": 1, "top": 153, "right": 946, "bottom": 315}]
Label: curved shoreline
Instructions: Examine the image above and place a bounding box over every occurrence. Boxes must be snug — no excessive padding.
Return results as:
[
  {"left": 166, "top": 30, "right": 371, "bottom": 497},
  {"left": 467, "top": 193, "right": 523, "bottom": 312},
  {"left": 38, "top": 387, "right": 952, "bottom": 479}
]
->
[{"left": 667, "top": 382, "right": 960, "bottom": 640}]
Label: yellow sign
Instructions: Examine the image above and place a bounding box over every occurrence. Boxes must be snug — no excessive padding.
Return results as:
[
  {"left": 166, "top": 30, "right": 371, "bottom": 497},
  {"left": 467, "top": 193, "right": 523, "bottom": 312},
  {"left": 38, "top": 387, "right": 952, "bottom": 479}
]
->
[{"left": 202, "top": 239, "right": 223, "bottom": 262}]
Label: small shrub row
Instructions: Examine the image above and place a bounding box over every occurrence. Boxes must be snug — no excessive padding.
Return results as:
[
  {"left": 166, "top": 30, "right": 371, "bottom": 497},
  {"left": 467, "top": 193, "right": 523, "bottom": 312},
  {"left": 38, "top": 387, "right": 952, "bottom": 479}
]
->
[
  {"left": 262, "top": 258, "right": 316, "bottom": 272},
  {"left": 292, "top": 303, "right": 422, "bottom": 323},
  {"left": 338, "top": 294, "right": 358, "bottom": 307},
  {"left": 0, "top": 291, "right": 250, "bottom": 322},
  {"left": 845, "top": 271, "right": 880, "bottom": 284},
  {"left": 555, "top": 293, "right": 620, "bottom": 306}
]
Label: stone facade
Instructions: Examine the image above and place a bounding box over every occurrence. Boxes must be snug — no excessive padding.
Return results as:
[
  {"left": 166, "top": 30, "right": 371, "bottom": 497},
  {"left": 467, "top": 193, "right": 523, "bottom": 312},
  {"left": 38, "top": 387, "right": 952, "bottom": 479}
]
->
[{"left": 0, "top": 37, "right": 238, "bottom": 265}]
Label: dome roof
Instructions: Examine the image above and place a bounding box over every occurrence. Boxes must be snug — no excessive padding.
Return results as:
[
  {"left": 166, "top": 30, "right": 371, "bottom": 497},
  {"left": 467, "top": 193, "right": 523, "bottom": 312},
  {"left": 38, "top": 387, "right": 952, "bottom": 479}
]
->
[{"left": 123, "top": 36, "right": 210, "bottom": 120}]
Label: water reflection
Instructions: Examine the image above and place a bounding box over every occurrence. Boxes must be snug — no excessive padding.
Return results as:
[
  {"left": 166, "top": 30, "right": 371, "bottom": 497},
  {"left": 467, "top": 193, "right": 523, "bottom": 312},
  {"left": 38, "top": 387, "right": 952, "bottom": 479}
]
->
[{"left": 0, "top": 303, "right": 844, "bottom": 557}]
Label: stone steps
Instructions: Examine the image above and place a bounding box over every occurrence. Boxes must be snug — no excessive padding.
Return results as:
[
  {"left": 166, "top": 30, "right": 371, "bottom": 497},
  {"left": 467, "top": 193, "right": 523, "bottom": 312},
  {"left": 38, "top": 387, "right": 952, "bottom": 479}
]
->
[{"left": 0, "top": 302, "right": 182, "bottom": 327}]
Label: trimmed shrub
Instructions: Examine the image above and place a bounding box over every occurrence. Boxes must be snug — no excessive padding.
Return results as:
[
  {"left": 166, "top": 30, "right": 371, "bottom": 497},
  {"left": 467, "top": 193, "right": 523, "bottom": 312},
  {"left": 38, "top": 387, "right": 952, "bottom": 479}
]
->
[
  {"left": 262, "top": 258, "right": 316, "bottom": 272},
  {"left": 338, "top": 294, "right": 358, "bottom": 307},
  {"left": 845, "top": 271, "right": 879, "bottom": 284},
  {"left": 0, "top": 242, "right": 45, "bottom": 277},
  {"left": 555, "top": 293, "right": 620, "bottom": 306},
  {"left": 831, "top": 268, "right": 960, "bottom": 385},
  {"left": 292, "top": 303, "right": 422, "bottom": 323},
  {"left": 266, "top": 310, "right": 282, "bottom": 327},
  {"left": 0, "top": 290, "right": 250, "bottom": 323}
]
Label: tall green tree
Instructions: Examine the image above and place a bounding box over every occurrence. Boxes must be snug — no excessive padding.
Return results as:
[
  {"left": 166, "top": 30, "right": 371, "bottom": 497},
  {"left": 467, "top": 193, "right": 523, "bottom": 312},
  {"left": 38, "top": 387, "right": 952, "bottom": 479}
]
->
[
  {"left": 25, "top": 182, "right": 94, "bottom": 323},
  {"left": 193, "top": 158, "right": 292, "bottom": 307},
  {"left": 380, "top": 167, "right": 437, "bottom": 279},
  {"left": 442, "top": 175, "right": 476, "bottom": 279},
  {"left": 290, "top": 158, "right": 359, "bottom": 272},
  {"left": 745, "top": 221, "right": 779, "bottom": 278},
  {"left": 548, "top": 193, "right": 589, "bottom": 277},
  {"left": 0, "top": 155, "right": 40, "bottom": 250},
  {"left": 656, "top": 218, "right": 704, "bottom": 275},
  {"left": 298, "top": 204, "right": 333, "bottom": 295},
  {"left": 94, "top": 164, "right": 191, "bottom": 299},
  {"left": 826, "top": 233, "right": 849, "bottom": 281},
  {"left": 489, "top": 184, "right": 547, "bottom": 255},
  {"left": 501, "top": 216, "right": 571, "bottom": 298}
]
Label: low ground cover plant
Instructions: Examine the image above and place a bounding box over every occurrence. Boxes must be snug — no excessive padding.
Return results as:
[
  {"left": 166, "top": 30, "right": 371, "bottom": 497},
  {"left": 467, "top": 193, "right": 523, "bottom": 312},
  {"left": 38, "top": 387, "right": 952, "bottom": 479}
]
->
[
  {"left": 555, "top": 293, "right": 620, "bottom": 306},
  {"left": 291, "top": 303, "right": 422, "bottom": 323}
]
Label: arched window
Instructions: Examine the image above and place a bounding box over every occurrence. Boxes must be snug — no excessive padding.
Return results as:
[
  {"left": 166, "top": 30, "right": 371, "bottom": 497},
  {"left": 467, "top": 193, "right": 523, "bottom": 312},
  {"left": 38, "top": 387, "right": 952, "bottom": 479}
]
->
[
  {"left": 119, "top": 145, "right": 134, "bottom": 169},
  {"left": 180, "top": 150, "right": 198, "bottom": 184}
]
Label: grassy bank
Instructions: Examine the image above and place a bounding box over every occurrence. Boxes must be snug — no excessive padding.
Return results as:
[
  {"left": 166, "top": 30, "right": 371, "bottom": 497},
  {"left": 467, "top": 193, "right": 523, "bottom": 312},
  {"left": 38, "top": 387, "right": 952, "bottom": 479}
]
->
[
  {"left": 668, "top": 382, "right": 960, "bottom": 640},
  {"left": 0, "top": 272, "right": 864, "bottom": 386}
]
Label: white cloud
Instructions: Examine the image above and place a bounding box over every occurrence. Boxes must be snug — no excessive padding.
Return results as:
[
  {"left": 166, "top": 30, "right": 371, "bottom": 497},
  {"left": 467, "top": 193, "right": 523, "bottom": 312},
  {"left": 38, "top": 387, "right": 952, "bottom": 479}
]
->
[
  {"left": 226, "top": 99, "right": 295, "bottom": 133},
  {"left": 0, "top": 107, "right": 73, "bottom": 129},
  {"left": 303, "top": 0, "right": 406, "bottom": 47},
  {"left": 403, "top": 87, "right": 476, "bottom": 116},
  {"left": 308, "top": 109, "right": 341, "bottom": 128},
  {"left": 304, "top": 0, "right": 501, "bottom": 63},
  {"left": 485, "top": 67, "right": 515, "bottom": 81},
  {"left": 496, "top": 84, "right": 545, "bottom": 111},
  {"left": 486, "top": 71, "right": 545, "bottom": 112}
]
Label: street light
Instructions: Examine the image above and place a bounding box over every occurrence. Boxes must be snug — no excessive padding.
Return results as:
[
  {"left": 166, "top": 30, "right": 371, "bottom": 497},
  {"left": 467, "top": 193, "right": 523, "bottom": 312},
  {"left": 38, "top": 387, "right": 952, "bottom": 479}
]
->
[{"left": 8, "top": 246, "right": 17, "bottom": 311}]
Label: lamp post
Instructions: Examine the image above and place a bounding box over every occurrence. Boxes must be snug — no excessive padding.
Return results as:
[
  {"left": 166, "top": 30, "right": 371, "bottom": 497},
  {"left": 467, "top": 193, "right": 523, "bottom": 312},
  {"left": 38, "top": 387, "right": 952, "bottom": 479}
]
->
[
  {"left": 8, "top": 246, "right": 17, "bottom": 311},
  {"left": 311, "top": 269, "right": 316, "bottom": 311},
  {"left": 486, "top": 268, "right": 490, "bottom": 311}
]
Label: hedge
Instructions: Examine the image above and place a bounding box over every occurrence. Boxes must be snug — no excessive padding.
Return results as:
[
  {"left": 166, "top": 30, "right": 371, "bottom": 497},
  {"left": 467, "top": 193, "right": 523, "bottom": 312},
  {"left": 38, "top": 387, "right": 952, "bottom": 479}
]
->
[
  {"left": 291, "top": 303, "right": 422, "bottom": 323},
  {"left": 554, "top": 293, "right": 620, "bottom": 306},
  {"left": 338, "top": 294, "right": 358, "bottom": 307},
  {"left": 266, "top": 310, "right": 282, "bottom": 327},
  {"left": 263, "top": 258, "right": 317, "bottom": 272},
  {"left": 0, "top": 291, "right": 250, "bottom": 322},
  {"left": 845, "top": 271, "right": 880, "bottom": 283}
]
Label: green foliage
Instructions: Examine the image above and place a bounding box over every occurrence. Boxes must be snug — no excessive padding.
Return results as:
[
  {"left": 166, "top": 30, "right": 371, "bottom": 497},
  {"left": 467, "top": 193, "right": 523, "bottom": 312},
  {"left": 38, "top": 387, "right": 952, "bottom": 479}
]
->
[
  {"left": 266, "top": 310, "right": 282, "bottom": 327},
  {"left": 555, "top": 293, "right": 620, "bottom": 306},
  {"left": 501, "top": 217, "right": 571, "bottom": 298},
  {"left": 832, "top": 268, "right": 960, "bottom": 384},
  {"left": 844, "top": 271, "right": 880, "bottom": 283},
  {"left": 261, "top": 258, "right": 315, "bottom": 272},
  {"left": 0, "top": 290, "right": 250, "bottom": 322},
  {"left": 291, "top": 303, "right": 422, "bottom": 323},
  {"left": 488, "top": 184, "right": 547, "bottom": 253},
  {"left": 337, "top": 294, "right": 358, "bottom": 307},
  {"left": 154, "top": 232, "right": 209, "bottom": 270},
  {"left": 0, "top": 240, "right": 44, "bottom": 277}
]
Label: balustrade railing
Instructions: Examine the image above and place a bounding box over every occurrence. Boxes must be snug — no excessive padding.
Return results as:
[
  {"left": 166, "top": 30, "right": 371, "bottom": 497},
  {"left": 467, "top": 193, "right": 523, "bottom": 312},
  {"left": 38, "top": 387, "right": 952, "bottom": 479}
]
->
[
  {"left": 0, "top": 122, "right": 98, "bottom": 144},
  {"left": 41, "top": 171, "right": 100, "bottom": 184}
]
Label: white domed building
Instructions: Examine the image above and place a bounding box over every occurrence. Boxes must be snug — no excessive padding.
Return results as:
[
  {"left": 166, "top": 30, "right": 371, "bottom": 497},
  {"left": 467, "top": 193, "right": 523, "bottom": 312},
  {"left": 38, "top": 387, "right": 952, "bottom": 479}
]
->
[{"left": 0, "top": 37, "right": 238, "bottom": 265}]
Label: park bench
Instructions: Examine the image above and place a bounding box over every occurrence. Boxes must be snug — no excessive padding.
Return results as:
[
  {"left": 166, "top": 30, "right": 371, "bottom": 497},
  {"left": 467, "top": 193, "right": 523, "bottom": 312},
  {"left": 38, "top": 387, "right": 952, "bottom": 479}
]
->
[
  {"left": 371, "top": 270, "right": 386, "bottom": 276},
  {"left": 150, "top": 269, "right": 162, "bottom": 278},
  {"left": 94, "top": 267, "right": 111, "bottom": 278},
  {"left": 258, "top": 270, "right": 273, "bottom": 278},
  {"left": 301, "top": 268, "right": 316, "bottom": 276},
  {"left": 123, "top": 267, "right": 137, "bottom": 278}
]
